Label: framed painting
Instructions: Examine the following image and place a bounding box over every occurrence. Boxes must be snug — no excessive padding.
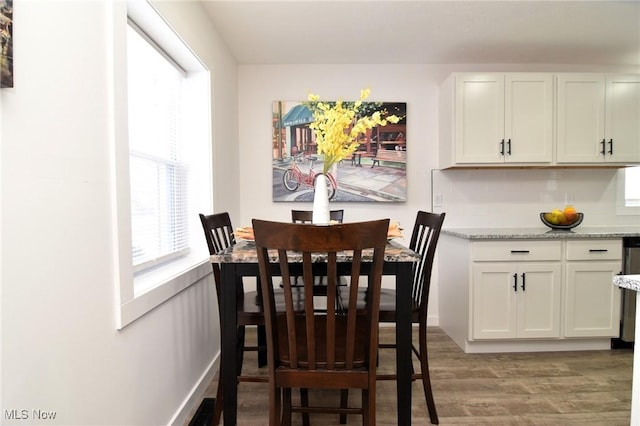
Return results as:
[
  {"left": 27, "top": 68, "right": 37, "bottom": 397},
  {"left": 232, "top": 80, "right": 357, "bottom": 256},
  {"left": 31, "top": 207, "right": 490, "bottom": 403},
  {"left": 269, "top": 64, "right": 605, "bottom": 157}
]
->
[
  {"left": 1, "top": 0, "right": 12, "bottom": 88},
  {"left": 272, "top": 100, "right": 407, "bottom": 202}
]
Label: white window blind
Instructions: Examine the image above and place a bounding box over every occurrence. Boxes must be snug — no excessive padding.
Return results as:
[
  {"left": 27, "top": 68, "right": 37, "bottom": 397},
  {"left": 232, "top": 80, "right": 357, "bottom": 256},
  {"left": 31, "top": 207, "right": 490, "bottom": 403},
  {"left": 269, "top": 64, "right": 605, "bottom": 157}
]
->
[{"left": 127, "top": 23, "right": 190, "bottom": 271}]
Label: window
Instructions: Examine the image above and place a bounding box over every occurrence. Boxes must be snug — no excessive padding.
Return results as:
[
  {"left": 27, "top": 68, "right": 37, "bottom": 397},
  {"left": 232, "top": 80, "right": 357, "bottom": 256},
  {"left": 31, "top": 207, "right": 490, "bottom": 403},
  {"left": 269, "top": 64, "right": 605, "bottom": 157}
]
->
[
  {"left": 617, "top": 166, "right": 640, "bottom": 215},
  {"left": 624, "top": 166, "right": 640, "bottom": 207},
  {"left": 114, "top": 1, "right": 212, "bottom": 328},
  {"left": 127, "top": 23, "right": 189, "bottom": 272}
]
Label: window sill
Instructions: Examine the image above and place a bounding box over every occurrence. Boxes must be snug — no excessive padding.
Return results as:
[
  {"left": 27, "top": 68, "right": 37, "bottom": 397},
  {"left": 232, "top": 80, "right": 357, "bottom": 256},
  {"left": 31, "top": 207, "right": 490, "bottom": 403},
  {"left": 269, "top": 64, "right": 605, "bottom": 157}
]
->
[{"left": 117, "top": 255, "right": 212, "bottom": 329}]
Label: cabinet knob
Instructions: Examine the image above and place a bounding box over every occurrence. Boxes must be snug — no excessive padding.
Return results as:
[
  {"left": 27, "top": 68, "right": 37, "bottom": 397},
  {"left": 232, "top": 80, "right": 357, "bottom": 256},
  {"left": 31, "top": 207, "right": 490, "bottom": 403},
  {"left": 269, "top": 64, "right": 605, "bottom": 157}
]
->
[
  {"left": 513, "top": 273, "right": 518, "bottom": 292},
  {"left": 600, "top": 139, "right": 606, "bottom": 156},
  {"left": 500, "top": 139, "right": 505, "bottom": 156},
  {"left": 608, "top": 139, "right": 613, "bottom": 155}
]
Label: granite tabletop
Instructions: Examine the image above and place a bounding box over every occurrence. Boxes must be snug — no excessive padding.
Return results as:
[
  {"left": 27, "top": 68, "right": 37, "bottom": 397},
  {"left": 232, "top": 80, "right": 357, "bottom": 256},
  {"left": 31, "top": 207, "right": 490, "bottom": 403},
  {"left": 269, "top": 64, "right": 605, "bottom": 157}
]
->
[
  {"left": 210, "top": 238, "right": 419, "bottom": 264},
  {"left": 614, "top": 275, "right": 640, "bottom": 292},
  {"left": 442, "top": 226, "right": 640, "bottom": 240}
]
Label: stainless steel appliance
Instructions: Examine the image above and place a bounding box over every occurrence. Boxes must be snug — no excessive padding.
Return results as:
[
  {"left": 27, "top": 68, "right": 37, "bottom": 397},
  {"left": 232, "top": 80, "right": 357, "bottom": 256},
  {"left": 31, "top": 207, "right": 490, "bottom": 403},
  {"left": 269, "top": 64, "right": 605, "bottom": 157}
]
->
[{"left": 620, "top": 237, "right": 640, "bottom": 343}]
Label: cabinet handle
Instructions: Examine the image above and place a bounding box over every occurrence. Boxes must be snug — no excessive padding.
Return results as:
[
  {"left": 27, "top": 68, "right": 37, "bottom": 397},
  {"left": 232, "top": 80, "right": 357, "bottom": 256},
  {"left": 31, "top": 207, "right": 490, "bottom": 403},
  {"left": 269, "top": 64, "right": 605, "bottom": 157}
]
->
[
  {"left": 507, "top": 139, "right": 512, "bottom": 156},
  {"left": 500, "top": 139, "right": 505, "bottom": 156},
  {"left": 513, "top": 273, "right": 518, "bottom": 292},
  {"left": 608, "top": 139, "right": 613, "bottom": 155},
  {"left": 510, "top": 250, "right": 530, "bottom": 254},
  {"left": 521, "top": 273, "right": 526, "bottom": 291},
  {"left": 589, "top": 249, "right": 608, "bottom": 253},
  {"left": 600, "top": 139, "right": 606, "bottom": 155}
]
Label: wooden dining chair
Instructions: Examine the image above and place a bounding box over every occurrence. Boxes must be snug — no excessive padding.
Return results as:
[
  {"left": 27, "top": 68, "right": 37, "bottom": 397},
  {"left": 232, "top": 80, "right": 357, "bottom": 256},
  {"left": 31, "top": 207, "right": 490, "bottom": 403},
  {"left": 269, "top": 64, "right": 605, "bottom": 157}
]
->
[
  {"left": 340, "top": 210, "right": 445, "bottom": 425},
  {"left": 199, "top": 212, "right": 269, "bottom": 425},
  {"left": 253, "top": 218, "right": 389, "bottom": 426}
]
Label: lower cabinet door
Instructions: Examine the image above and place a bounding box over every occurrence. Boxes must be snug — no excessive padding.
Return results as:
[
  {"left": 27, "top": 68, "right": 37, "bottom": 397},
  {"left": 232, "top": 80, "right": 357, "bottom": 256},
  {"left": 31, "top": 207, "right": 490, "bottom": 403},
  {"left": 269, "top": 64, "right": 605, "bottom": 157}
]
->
[
  {"left": 516, "top": 263, "right": 562, "bottom": 338},
  {"left": 472, "top": 262, "right": 561, "bottom": 340},
  {"left": 473, "top": 263, "right": 517, "bottom": 339},
  {"left": 565, "top": 261, "right": 622, "bottom": 337}
]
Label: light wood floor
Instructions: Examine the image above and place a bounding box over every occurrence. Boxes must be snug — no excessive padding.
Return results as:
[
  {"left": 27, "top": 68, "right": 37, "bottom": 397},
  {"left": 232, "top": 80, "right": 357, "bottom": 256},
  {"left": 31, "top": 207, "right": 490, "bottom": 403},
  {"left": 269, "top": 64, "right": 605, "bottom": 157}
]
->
[{"left": 188, "top": 327, "right": 633, "bottom": 425}]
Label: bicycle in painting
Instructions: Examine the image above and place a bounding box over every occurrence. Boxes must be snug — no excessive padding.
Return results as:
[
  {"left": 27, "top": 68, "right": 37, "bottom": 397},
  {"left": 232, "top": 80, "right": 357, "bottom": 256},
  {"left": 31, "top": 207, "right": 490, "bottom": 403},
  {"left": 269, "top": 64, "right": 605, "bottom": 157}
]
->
[{"left": 282, "top": 154, "right": 337, "bottom": 200}]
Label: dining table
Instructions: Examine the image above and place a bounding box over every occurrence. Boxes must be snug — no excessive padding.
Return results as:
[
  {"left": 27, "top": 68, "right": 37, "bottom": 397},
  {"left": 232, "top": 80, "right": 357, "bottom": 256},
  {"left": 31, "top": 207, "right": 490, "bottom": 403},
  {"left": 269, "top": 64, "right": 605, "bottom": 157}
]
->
[{"left": 210, "top": 237, "right": 420, "bottom": 425}]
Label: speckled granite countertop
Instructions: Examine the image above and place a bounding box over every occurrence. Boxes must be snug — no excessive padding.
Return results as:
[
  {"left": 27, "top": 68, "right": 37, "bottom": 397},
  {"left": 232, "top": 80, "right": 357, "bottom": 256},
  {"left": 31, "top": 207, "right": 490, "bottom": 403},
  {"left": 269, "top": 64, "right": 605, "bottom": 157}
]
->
[
  {"left": 614, "top": 275, "right": 640, "bottom": 292},
  {"left": 442, "top": 226, "right": 640, "bottom": 240}
]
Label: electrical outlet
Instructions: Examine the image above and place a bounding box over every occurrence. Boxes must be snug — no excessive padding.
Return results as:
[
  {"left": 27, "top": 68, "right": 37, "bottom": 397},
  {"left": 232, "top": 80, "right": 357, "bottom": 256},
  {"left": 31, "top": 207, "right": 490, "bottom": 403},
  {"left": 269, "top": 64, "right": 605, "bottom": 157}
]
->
[{"left": 433, "top": 193, "right": 443, "bottom": 208}]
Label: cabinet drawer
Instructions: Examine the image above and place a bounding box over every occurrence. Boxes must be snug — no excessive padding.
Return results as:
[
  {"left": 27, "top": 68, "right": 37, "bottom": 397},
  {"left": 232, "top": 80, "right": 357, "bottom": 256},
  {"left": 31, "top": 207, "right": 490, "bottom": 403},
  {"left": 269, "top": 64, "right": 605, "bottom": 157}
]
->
[
  {"left": 472, "top": 240, "right": 562, "bottom": 262},
  {"left": 566, "top": 239, "right": 622, "bottom": 261}
]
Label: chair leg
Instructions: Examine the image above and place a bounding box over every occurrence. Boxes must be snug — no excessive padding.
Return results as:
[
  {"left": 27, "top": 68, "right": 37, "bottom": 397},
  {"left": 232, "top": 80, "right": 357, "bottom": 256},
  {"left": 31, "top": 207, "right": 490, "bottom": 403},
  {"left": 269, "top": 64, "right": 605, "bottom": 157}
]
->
[
  {"left": 363, "top": 387, "right": 376, "bottom": 426},
  {"left": 418, "top": 323, "right": 439, "bottom": 425},
  {"left": 282, "top": 388, "right": 292, "bottom": 426},
  {"left": 236, "top": 325, "right": 246, "bottom": 376},
  {"left": 212, "top": 374, "right": 223, "bottom": 425},
  {"left": 339, "top": 389, "right": 348, "bottom": 424},
  {"left": 212, "top": 325, "right": 246, "bottom": 425},
  {"left": 269, "top": 383, "right": 281, "bottom": 426},
  {"left": 300, "top": 389, "right": 310, "bottom": 426},
  {"left": 257, "top": 325, "right": 268, "bottom": 367}
]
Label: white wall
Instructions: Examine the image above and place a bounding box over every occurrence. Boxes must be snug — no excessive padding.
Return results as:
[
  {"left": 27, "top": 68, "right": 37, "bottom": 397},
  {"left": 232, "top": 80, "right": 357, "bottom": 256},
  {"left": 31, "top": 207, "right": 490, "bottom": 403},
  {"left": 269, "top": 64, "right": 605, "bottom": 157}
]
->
[{"left": 1, "top": 1, "right": 238, "bottom": 424}]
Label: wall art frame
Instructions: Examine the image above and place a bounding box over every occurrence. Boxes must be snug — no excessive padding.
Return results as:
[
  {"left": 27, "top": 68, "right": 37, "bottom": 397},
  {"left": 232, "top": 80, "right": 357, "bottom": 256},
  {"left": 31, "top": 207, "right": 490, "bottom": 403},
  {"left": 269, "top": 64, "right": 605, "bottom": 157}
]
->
[
  {"left": 271, "top": 100, "right": 407, "bottom": 203},
  {"left": 1, "top": 0, "right": 13, "bottom": 88}
]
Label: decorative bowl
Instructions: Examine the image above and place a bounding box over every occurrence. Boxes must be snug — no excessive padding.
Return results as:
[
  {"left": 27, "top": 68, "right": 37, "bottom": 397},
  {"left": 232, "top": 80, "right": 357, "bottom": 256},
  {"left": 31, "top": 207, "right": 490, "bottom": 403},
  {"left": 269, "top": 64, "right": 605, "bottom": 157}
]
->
[{"left": 540, "top": 212, "right": 584, "bottom": 230}]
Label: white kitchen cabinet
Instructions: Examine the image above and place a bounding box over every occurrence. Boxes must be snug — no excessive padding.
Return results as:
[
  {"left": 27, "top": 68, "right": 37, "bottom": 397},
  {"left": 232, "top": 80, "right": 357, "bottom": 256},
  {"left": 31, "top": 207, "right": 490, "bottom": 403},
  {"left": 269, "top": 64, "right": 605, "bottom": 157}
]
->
[
  {"left": 439, "top": 234, "right": 625, "bottom": 353},
  {"left": 556, "top": 74, "right": 640, "bottom": 164},
  {"left": 564, "top": 240, "right": 623, "bottom": 337},
  {"left": 472, "top": 241, "right": 562, "bottom": 340},
  {"left": 440, "top": 73, "right": 553, "bottom": 167}
]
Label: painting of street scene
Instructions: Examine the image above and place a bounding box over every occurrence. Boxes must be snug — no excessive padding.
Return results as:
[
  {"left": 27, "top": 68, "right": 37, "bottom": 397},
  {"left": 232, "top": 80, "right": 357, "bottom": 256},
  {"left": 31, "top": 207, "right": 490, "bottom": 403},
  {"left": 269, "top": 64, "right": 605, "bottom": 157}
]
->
[
  {"left": 272, "top": 100, "right": 407, "bottom": 202},
  {"left": 0, "top": 0, "right": 12, "bottom": 88}
]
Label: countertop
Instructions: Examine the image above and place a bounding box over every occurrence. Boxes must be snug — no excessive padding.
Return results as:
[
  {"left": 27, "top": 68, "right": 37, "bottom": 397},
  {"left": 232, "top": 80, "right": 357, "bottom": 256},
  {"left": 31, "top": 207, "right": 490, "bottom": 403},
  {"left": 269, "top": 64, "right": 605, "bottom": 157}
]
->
[
  {"left": 614, "top": 275, "right": 640, "bottom": 292},
  {"left": 442, "top": 226, "right": 640, "bottom": 240}
]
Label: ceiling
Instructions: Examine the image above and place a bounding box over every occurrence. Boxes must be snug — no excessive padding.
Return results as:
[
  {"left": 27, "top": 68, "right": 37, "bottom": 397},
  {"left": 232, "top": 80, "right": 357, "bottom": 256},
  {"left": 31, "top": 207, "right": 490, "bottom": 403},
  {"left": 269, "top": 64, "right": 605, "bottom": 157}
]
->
[{"left": 200, "top": 0, "right": 640, "bottom": 66}]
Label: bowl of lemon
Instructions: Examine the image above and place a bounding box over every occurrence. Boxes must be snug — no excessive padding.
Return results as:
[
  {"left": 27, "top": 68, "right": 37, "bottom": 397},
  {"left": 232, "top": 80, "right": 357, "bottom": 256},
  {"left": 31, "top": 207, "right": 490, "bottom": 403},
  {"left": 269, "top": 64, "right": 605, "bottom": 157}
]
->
[{"left": 540, "top": 205, "right": 583, "bottom": 230}]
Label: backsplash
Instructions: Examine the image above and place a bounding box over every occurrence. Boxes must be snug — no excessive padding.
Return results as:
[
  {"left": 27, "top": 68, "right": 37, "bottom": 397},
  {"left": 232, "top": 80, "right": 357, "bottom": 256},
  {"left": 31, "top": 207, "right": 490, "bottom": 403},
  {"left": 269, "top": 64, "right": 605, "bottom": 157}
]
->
[{"left": 431, "top": 168, "right": 639, "bottom": 228}]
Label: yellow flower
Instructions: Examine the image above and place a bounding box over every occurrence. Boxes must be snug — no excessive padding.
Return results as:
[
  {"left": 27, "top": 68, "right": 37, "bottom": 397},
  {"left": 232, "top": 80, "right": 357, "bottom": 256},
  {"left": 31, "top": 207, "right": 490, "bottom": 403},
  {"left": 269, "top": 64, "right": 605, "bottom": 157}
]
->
[{"left": 306, "top": 89, "right": 401, "bottom": 174}]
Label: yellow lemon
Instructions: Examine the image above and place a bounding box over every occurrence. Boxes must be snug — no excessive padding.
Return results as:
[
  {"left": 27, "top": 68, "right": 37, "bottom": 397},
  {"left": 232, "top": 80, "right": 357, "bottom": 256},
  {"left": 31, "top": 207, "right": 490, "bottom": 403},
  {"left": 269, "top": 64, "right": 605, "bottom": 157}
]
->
[{"left": 556, "top": 212, "right": 567, "bottom": 225}]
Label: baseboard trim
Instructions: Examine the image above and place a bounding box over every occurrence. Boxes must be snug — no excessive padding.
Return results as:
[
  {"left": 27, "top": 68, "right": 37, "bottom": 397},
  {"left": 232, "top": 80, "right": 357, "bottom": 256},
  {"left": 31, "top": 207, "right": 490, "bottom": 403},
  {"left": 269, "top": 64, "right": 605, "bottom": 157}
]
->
[
  {"left": 462, "top": 338, "right": 613, "bottom": 354},
  {"left": 168, "top": 354, "right": 220, "bottom": 426}
]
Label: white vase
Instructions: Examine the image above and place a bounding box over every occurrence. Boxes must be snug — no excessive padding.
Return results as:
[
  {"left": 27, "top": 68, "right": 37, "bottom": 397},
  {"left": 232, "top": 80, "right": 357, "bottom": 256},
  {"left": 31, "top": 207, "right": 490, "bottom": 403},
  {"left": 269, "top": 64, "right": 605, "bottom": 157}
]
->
[{"left": 312, "top": 173, "right": 330, "bottom": 225}]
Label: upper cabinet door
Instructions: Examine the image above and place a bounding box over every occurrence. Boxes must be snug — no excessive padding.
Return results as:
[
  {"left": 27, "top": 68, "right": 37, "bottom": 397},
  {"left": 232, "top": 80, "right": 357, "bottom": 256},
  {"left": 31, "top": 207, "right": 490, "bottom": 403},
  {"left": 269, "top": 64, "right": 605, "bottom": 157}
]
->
[
  {"left": 504, "top": 74, "right": 553, "bottom": 163},
  {"left": 556, "top": 74, "right": 606, "bottom": 163},
  {"left": 557, "top": 73, "right": 640, "bottom": 164},
  {"left": 606, "top": 75, "right": 640, "bottom": 163},
  {"left": 454, "top": 73, "right": 505, "bottom": 164},
  {"left": 452, "top": 73, "right": 553, "bottom": 165}
]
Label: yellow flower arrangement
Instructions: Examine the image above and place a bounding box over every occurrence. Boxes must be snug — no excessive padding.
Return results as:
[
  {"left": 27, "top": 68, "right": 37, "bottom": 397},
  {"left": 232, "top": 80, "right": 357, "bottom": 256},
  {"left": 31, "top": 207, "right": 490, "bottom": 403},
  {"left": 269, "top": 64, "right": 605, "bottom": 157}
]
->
[{"left": 306, "top": 88, "right": 401, "bottom": 174}]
